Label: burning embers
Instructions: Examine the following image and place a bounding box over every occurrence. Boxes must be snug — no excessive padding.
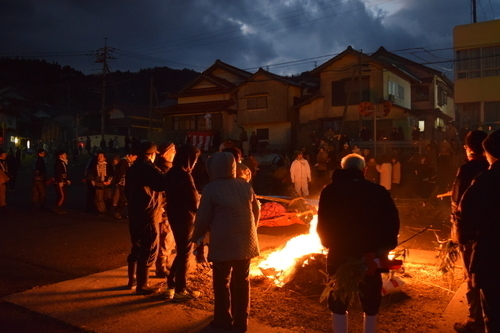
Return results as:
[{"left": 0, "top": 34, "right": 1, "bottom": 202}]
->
[{"left": 254, "top": 216, "right": 326, "bottom": 286}]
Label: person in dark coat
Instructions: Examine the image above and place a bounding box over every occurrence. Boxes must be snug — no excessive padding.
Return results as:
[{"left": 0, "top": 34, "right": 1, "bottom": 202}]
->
[
  {"left": 450, "top": 130, "right": 488, "bottom": 333},
  {"left": 53, "top": 150, "right": 71, "bottom": 214},
  {"left": 164, "top": 144, "right": 201, "bottom": 301},
  {"left": 100, "top": 137, "right": 107, "bottom": 152},
  {"left": 32, "top": 148, "right": 48, "bottom": 210},
  {"left": 125, "top": 141, "right": 166, "bottom": 295},
  {"left": 85, "top": 136, "right": 91, "bottom": 154},
  {"left": 110, "top": 150, "right": 137, "bottom": 219},
  {"left": 456, "top": 129, "right": 500, "bottom": 333},
  {"left": 317, "top": 153, "right": 399, "bottom": 333}
]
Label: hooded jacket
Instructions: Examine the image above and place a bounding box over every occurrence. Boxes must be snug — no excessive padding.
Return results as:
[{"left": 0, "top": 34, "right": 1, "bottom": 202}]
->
[
  {"left": 192, "top": 152, "right": 260, "bottom": 262},
  {"left": 165, "top": 145, "right": 200, "bottom": 226},
  {"left": 317, "top": 168, "right": 400, "bottom": 273}
]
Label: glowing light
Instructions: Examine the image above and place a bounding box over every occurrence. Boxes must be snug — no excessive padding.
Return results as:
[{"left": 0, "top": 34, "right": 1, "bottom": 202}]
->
[{"left": 254, "top": 215, "right": 325, "bottom": 286}]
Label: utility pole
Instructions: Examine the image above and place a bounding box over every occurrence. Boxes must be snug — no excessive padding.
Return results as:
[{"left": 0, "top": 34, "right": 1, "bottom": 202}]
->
[
  {"left": 472, "top": 0, "right": 477, "bottom": 23},
  {"left": 93, "top": 38, "right": 114, "bottom": 140}
]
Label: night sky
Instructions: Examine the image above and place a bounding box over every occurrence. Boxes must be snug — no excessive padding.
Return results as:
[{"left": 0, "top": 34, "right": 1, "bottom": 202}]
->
[{"left": 1, "top": 0, "right": 499, "bottom": 76}]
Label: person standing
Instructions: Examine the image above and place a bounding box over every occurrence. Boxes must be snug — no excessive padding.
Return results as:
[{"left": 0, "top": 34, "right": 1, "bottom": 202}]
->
[
  {"left": 290, "top": 151, "right": 311, "bottom": 197},
  {"left": 89, "top": 152, "right": 114, "bottom": 215},
  {"left": 164, "top": 144, "right": 201, "bottom": 301},
  {"left": 154, "top": 142, "right": 176, "bottom": 278},
  {"left": 376, "top": 155, "right": 392, "bottom": 191},
  {"left": 456, "top": 129, "right": 500, "bottom": 333},
  {"left": 53, "top": 150, "right": 71, "bottom": 214},
  {"left": 317, "top": 153, "right": 399, "bottom": 333},
  {"left": 249, "top": 131, "right": 258, "bottom": 154},
  {"left": 391, "top": 156, "right": 401, "bottom": 199},
  {"left": 100, "top": 137, "right": 107, "bottom": 153},
  {"left": 192, "top": 152, "right": 261, "bottom": 332},
  {"left": 450, "top": 130, "right": 488, "bottom": 333},
  {"left": 0, "top": 149, "right": 10, "bottom": 213},
  {"left": 32, "top": 148, "right": 48, "bottom": 210},
  {"left": 316, "top": 146, "right": 329, "bottom": 187},
  {"left": 111, "top": 151, "right": 137, "bottom": 219},
  {"left": 85, "top": 136, "right": 92, "bottom": 154},
  {"left": 125, "top": 141, "right": 166, "bottom": 294}
]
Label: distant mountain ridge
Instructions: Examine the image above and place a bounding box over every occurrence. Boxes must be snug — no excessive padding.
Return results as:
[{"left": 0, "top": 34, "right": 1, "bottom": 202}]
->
[{"left": 0, "top": 57, "right": 200, "bottom": 116}]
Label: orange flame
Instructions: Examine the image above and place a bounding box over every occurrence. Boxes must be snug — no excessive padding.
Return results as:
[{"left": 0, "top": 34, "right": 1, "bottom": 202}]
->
[{"left": 253, "top": 215, "right": 325, "bottom": 286}]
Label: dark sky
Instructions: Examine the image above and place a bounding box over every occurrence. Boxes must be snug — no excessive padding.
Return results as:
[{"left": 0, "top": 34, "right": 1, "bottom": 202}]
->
[{"left": 1, "top": 0, "right": 499, "bottom": 76}]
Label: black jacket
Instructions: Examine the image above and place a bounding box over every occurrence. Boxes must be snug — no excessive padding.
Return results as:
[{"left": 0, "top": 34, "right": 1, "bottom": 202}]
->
[
  {"left": 450, "top": 155, "right": 489, "bottom": 243},
  {"left": 317, "top": 168, "right": 400, "bottom": 273},
  {"left": 125, "top": 157, "right": 166, "bottom": 224},
  {"left": 456, "top": 160, "right": 500, "bottom": 286},
  {"left": 33, "top": 156, "right": 47, "bottom": 181},
  {"left": 54, "top": 158, "right": 68, "bottom": 184},
  {"left": 165, "top": 145, "right": 199, "bottom": 227}
]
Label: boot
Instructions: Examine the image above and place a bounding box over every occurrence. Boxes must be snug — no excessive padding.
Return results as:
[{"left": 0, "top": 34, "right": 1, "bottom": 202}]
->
[
  {"left": 332, "top": 313, "right": 348, "bottom": 333},
  {"left": 136, "top": 262, "right": 160, "bottom": 295},
  {"left": 363, "top": 314, "right": 377, "bottom": 333},
  {"left": 155, "top": 256, "right": 169, "bottom": 278},
  {"left": 127, "top": 261, "right": 137, "bottom": 289}
]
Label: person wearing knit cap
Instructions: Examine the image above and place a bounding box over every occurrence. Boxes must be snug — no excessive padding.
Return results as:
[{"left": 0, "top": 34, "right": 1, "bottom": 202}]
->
[
  {"left": 153, "top": 142, "right": 176, "bottom": 278},
  {"left": 125, "top": 141, "right": 167, "bottom": 295},
  {"left": 450, "top": 130, "right": 488, "bottom": 333},
  {"left": 456, "top": 129, "right": 500, "bottom": 333}
]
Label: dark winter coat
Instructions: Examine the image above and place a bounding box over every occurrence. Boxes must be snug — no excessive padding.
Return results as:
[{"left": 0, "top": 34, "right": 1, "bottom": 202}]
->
[
  {"left": 33, "top": 156, "right": 47, "bottom": 181},
  {"left": 456, "top": 160, "right": 500, "bottom": 287},
  {"left": 317, "top": 168, "right": 400, "bottom": 273},
  {"left": 125, "top": 157, "right": 166, "bottom": 224},
  {"left": 165, "top": 145, "right": 200, "bottom": 227},
  {"left": 450, "top": 155, "right": 489, "bottom": 241},
  {"left": 54, "top": 158, "right": 69, "bottom": 184}
]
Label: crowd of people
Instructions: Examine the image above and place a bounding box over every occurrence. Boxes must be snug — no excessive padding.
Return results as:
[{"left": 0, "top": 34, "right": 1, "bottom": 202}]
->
[{"left": 1, "top": 125, "right": 499, "bottom": 332}]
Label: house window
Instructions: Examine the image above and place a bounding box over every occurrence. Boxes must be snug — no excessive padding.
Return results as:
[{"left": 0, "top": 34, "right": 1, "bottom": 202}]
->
[
  {"left": 415, "top": 85, "right": 429, "bottom": 101},
  {"left": 482, "top": 46, "right": 500, "bottom": 77},
  {"left": 388, "top": 80, "right": 404, "bottom": 100},
  {"left": 256, "top": 128, "right": 269, "bottom": 140},
  {"left": 247, "top": 96, "right": 267, "bottom": 109},
  {"left": 331, "top": 76, "right": 370, "bottom": 106},
  {"left": 484, "top": 102, "right": 500, "bottom": 131},
  {"left": 437, "top": 86, "right": 448, "bottom": 107},
  {"left": 456, "top": 46, "right": 500, "bottom": 79}
]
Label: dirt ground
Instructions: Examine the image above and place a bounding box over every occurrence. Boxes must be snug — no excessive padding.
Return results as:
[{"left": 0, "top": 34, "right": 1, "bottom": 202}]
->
[
  {"left": 174, "top": 191, "right": 460, "bottom": 332},
  {"left": 175, "top": 247, "right": 463, "bottom": 333}
]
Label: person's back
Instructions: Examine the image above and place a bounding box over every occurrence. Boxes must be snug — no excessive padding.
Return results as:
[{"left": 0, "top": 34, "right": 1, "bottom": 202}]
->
[
  {"left": 194, "top": 152, "right": 259, "bottom": 262},
  {"left": 318, "top": 166, "right": 398, "bottom": 258},
  {"left": 317, "top": 153, "right": 399, "bottom": 333},
  {"left": 125, "top": 153, "right": 164, "bottom": 223}
]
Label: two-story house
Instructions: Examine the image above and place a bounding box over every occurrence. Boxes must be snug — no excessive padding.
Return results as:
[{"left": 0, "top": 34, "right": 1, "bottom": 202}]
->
[
  {"left": 156, "top": 59, "right": 252, "bottom": 151},
  {"left": 235, "top": 68, "right": 302, "bottom": 152},
  {"left": 297, "top": 46, "right": 419, "bottom": 148},
  {"left": 371, "top": 46, "right": 454, "bottom": 141}
]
